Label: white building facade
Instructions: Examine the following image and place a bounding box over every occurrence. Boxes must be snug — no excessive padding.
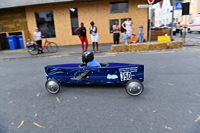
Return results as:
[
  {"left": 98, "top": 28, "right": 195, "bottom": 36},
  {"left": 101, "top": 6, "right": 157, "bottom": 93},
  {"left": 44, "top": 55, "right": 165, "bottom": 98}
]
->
[{"left": 154, "top": 0, "right": 179, "bottom": 27}]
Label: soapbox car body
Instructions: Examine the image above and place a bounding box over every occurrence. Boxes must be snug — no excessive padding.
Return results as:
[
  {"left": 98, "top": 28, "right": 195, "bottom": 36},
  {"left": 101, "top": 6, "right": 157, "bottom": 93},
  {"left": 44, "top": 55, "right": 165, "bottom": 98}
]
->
[{"left": 44, "top": 63, "right": 144, "bottom": 96}]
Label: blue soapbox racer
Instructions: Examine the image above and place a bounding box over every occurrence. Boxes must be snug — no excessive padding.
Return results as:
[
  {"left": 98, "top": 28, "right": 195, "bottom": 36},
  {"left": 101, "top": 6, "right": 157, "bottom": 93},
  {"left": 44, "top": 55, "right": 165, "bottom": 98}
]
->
[
  {"left": 44, "top": 52, "right": 144, "bottom": 96},
  {"left": 45, "top": 62, "right": 144, "bottom": 96}
]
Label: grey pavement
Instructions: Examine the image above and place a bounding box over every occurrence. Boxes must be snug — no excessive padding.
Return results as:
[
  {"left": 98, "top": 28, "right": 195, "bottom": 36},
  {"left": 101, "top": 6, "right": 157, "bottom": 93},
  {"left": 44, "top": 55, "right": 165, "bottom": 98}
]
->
[
  {"left": 0, "top": 38, "right": 200, "bottom": 60},
  {"left": 1, "top": 46, "right": 200, "bottom": 133}
]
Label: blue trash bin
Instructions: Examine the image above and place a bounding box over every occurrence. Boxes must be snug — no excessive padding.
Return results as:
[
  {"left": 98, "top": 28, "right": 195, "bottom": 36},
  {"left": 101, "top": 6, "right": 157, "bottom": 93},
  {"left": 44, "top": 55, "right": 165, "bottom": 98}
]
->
[
  {"left": 6, "top": 36, "right": 19, "bottom": 50},
  {"left": 17, "top": 35, "right": 24, "bottom": 48}
]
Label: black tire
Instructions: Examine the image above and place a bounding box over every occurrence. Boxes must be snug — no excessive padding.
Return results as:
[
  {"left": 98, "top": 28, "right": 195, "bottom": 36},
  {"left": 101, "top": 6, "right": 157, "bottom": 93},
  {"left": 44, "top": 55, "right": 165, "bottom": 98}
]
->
[
  {"left": 125, "top": 80, "right": 144, "bottom": 96},
  {"left": 188, "top": 28, "right": 191, "bottom": 33},
  {"left": 46, "top": 42, "right": 58, "bottom": 53},
  {"left": 27, "top": 47, "right": 38, "bottom": 55},
  {"left": 45, "top": 79, "right": 60, "bottom": 94}
]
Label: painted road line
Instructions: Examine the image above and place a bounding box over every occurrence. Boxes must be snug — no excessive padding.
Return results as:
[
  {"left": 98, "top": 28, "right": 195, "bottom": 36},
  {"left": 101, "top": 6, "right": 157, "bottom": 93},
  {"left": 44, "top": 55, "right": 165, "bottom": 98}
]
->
[
  {"left": 95, "top": 55, "right": 116, "bottom": 57},
  {"left": 142, "top": 51, "right": 175, "bottom": 54}
]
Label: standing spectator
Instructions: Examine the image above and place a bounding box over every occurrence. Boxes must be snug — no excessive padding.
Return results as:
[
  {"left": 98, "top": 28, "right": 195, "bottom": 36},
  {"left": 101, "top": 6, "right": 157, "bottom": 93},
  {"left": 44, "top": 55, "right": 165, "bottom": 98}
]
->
[
  {"left": 112, "top": 20, "right": 121, "bottom": 44},
  {"left": 138, "top": 25, "right": 145, "bottom": 43},
  {"left": 122, "top": 17, "right": 133, "bottom": 44},
  {"left": 176, "top": 22, "right": 181, "bottom": 36},
  {"left": 90, "top": 21, "right": 99, "bottom": 52},
  {"left": 119, "top": 29, "right": 129, "bottom": 44},
  {"left": 173, "top": 23, "right": 176, "bottom": 36},
  {"left": 34, "top": 27, "right": 43, "bottom": 53},
  {"left": 75, "top": 23, "right": 88, "bottom": 52}
]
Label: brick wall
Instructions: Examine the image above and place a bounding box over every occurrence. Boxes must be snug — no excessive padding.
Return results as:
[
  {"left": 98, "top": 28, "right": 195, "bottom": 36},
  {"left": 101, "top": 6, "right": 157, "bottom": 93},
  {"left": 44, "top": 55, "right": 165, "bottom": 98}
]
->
[{"left": 26, "top": 0, "right": 148, "bottom": 45}]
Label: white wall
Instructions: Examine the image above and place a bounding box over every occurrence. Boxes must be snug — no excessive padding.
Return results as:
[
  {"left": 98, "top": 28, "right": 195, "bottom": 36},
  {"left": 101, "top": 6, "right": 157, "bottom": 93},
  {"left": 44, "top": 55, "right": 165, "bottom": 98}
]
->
[
  {"left": 154, "top": 0, "right": 179, "bottom": 26},
  {"left": 154, "top": 3, "right": 162, "bottom": 26}
]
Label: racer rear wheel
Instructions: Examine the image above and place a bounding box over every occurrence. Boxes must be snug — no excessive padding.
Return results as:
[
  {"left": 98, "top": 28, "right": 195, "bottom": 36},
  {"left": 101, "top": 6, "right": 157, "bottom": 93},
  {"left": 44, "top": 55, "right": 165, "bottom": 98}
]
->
[
  {"left": 125, "top": 80, "right": 144, "bottom": 96},
  {"left": 46, "top": 42, "right": 58, "bottom": 53},
  {"left": 45, "top": 79, "right": 60, "bottom": 94}
]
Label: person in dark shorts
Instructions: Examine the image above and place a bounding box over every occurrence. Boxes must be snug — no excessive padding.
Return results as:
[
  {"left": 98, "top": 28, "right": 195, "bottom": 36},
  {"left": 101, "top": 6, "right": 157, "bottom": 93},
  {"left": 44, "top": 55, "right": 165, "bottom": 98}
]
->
[
  {"left": 34, "top": 28, "right": 43, "bottom": 53},
  {"left": 75, "top": 23, "right": 88, "bottom": 52}
]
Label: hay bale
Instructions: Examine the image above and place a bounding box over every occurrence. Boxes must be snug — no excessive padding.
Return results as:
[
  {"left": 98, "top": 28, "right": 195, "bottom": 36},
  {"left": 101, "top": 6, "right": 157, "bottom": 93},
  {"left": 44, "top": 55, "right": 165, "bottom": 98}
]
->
[
  {"left": 111, "top": 44, "right": 128, "bottom": 52},
  {"left": 167, "top": 41, "right": 184, "bottom": 49},
  {"left": 127, "top": 44, "right": 139, "bottom": 52},
  {"left": 176, "top": 41, "right": 184, "bottom": 48},
  {"left": 137, "top": 43, "right": 149, "bottom": 51},
  {"left": 148, "top": 43, "right": 157, "bottom": 51},
  {"left": 149, "top": 42, "right": 168, "bottom": 51}
]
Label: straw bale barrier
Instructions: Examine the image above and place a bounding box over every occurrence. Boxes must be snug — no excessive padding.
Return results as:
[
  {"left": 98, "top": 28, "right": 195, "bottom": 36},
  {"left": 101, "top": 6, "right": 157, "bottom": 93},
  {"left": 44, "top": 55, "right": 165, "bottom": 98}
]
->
[{"left": 111, "top": 41, "right": 184, "bottom": 53}]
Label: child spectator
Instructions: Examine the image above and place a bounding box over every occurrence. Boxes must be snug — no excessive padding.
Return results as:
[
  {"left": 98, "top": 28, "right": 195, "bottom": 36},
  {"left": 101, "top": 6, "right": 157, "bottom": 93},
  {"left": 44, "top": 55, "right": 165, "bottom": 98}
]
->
[
  {"left": 119, "top": 29, "right": 129, "bottom": 44},
  {"left": 131, "top": 33, "right": 137, "bottom": 44},
  {"left": 138, "top": 25, "right": 145, "bottom": 43}
]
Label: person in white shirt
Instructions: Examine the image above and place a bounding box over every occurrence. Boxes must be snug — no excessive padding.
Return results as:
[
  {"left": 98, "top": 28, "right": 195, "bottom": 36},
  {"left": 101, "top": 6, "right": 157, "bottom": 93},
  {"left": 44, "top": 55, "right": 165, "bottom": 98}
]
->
[
  {"left": 34, "top": 28, "right": 43, "bottom": 53},
  {"left": 176, "top": 22, "right": 181, "bottom": 36},
  {"left": 90, "top": 21, "right": 99, "bottom": 52}
]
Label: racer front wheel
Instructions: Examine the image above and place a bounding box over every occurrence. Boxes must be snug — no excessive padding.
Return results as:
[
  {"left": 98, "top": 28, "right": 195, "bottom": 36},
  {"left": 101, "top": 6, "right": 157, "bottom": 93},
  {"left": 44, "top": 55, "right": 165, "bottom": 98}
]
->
[
  {"left": 125, "top": 80, "right": 144, "bottom": 96},
  {"left": 46, "top": 42, "right": 58, "bottom": 53},
  {"left": 45, "top": 79, "right": 60, "bottom": 94}
]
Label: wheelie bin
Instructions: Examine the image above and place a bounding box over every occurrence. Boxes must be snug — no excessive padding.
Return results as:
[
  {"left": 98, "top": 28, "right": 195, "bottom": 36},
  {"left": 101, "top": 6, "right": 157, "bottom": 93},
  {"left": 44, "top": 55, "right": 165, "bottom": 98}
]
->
[
  {"left": 6, "top": 36, "right": 19, "bottom": 50},
  {"left": 17, "top": 35, "right": 24, "bottom": 48}
]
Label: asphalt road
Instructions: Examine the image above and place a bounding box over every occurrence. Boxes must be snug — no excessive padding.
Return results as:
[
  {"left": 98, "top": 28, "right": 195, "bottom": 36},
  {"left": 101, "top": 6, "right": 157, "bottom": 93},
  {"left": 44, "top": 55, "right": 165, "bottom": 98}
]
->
[
  {"left": 1, "top": 46, "right": 200, "bottom": 133},
  {"left": 187, "top": 32, "right": 200, "bottom": 39}
]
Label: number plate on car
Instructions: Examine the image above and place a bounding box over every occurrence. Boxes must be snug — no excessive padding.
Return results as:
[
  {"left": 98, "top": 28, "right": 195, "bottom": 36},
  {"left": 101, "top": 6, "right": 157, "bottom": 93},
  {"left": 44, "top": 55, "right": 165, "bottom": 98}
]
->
[{"left": 120, "top": 72, "right": 132, "bottom": 81}]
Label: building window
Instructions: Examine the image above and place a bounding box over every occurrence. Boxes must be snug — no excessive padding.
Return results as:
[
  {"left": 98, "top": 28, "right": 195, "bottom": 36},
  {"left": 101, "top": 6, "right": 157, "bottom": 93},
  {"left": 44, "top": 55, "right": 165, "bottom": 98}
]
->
[
  {"left": 109, "top": 19, "right": 119, "bottom": 33},
  {"left": 110, "top": 1, "right": 128, "bottom": 13},
  {"left": 70, "top": 8, "right": 79, "bottom": 35},
  {"left": 35, "top": 10, "right": 56, "bottom": 38},
  {"left": 167, "top": 9, "right": 169, "bottom": 14}
]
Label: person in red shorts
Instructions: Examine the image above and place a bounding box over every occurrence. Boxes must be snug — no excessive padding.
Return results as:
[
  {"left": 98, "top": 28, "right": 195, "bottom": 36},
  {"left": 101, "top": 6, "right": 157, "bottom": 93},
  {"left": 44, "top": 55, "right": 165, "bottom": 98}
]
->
[{"left": 75, "top": 23, "right": 88, "bottom": 52}]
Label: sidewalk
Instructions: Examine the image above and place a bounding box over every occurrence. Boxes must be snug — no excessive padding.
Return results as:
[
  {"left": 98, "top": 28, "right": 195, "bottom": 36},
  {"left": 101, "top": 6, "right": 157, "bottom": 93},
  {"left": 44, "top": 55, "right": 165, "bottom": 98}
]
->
[
  {"left": 0, "top": 43, "right": 113, "bottom": 60},
  {"left": 173, "top": 36, "right": 200, "bottom": 46},
  {"left": 0, "top": 38, "right": 199, "bottom": 60}
]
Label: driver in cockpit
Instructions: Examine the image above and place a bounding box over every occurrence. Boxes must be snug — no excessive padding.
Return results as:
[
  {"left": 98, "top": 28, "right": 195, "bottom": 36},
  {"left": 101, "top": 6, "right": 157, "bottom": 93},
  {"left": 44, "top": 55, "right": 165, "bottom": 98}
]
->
[{"left": 82, "top": 51, "right": 101, "bottom": 67}]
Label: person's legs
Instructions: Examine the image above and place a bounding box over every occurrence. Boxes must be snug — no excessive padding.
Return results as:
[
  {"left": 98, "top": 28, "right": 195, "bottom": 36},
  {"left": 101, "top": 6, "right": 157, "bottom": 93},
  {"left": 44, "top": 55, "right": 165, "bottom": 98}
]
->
[
  {"left": 113, "top": 33, "right": 117, "bottom": 44},
  {"left": 94, "top": 34, "right": 99, "bottom": 51},
  {"left": 141, "top": 37, "right": 144, "bottom": 43},
  {"left": 84, "top": 37, "right": 88, "bottom": 51},
  {"left": 79, "top": 36, "right": 85, "bottom": 51},
  {"left": 37, "top": 40, "right": 42, "bottom": 48},
  {"left": 92, "top": 42, "right": 95, "bottom": 51},
  {"left": 139, "top": 36, "right": 142, "bottom": 43},
  {"left": 116, "top": 33, "right": 120, "bottom": 44},
  {"left": 95, "top": 42, "right": 99, "bottom": 52},
  {"left": 36, "top": 40, "right": 43, "bottom": 53}
]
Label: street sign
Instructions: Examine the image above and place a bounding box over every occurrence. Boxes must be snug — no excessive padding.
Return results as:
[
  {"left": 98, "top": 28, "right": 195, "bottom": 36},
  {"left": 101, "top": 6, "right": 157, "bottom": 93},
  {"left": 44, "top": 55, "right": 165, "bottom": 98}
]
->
[
  {"left": 137, "top": 4, "right": 150, "bottom": 8},
  {"left": 175, "top": 2, "right": 183, "bottom": 10},
  {"left": 147, "top": 0, "right": 155, "bottom": 4}
]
